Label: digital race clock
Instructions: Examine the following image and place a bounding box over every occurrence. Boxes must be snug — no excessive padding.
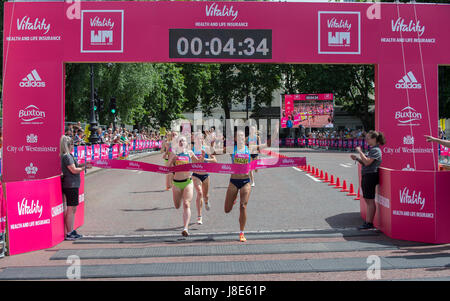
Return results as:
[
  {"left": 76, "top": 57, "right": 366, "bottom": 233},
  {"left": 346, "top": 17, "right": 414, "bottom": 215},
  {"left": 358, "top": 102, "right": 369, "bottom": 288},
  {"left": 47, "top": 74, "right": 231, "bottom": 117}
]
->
[{"left": 169, "top": 29, "right": 272, "bottom": 59}]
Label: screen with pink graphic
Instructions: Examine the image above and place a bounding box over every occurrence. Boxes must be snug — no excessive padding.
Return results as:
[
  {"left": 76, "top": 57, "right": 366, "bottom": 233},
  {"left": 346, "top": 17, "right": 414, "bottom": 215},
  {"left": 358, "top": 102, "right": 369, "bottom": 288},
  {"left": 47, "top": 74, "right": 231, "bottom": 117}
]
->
[{"left": 281, "top": 94, "right": 334, "bottom": 128}]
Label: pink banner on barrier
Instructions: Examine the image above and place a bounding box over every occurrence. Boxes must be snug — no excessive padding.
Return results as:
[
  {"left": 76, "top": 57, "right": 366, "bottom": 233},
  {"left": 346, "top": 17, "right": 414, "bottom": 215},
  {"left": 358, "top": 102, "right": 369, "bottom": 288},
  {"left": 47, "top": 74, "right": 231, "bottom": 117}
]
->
[
  {"left": 77, "top": 146, "right": 85, "bottom": 164},
  {"left": 0, "top": 183, "right": 5, "bottom": 233},
  {"left": 6, "top": 176, "right": 64, "bottom": 255},
  {"left": 86, "top": 145, "right": 92, "bottom": 162},
  {"left": 112, "top": 144, "right": 119, "bottom": 159},
  {"left": 101, "top": 144, "right": 109, "bottom": 159},
  {"left": 93, "top": 144, "right": 100, "bottom": 160}
]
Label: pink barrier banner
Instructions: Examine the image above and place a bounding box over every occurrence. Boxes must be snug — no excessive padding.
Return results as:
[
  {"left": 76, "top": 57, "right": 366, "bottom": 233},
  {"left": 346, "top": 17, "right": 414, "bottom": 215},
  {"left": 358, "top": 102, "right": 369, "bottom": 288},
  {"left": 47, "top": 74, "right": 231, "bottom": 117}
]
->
[
  {"left": 6, "top": 176, "right": 64, "bottom": 255},
  {"left": 86, "top": 145, "right": 92, "bottom": 162},
  {"left": 91, "top": 156, "right": 306, "bottom": 175},
  {"left": 360, "top": 168, "right": 450, "bottom": 244},
  {"left": 101, "top": 144, "right": 109, "bottom": 159},
  {"left": 0, "top": 183, "right": 5, "bottom": 233},
  {"left": 77, "top": 146, "right": 85, "bottom": 164},
  {"left": 440, "top": 145, "right": 449, "bottom": 157},
  {"left": 93, "top": 144, "right": 101, "bottom": 160},
  {"left": 112, "top": 144, "right": 119, "bottom": 159}
]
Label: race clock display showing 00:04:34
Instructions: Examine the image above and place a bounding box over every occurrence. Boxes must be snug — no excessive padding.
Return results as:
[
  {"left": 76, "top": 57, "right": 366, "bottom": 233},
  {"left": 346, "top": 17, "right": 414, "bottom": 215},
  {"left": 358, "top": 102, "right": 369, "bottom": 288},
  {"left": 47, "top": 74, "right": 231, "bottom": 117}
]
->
[{"left": 169, "top": 29, "right": 272, "bottom": 59}]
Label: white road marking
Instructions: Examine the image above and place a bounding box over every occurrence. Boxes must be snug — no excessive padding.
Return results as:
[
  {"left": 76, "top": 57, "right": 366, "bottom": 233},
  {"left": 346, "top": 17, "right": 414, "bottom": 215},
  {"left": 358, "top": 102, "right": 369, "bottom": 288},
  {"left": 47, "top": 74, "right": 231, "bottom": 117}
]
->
[
  {"left": 340, "top": 163, "right": 353, "bottom": 168},
  {"left": 292, "top": 167, "right": 321, "bottom": 182}
]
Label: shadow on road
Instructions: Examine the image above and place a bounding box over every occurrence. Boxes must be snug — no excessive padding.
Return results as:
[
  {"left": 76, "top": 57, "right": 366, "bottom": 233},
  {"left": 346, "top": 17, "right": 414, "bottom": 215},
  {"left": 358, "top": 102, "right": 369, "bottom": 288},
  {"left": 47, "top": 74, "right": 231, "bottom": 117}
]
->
[
  {"left": 135, "top": 223, "right": 197, "bottom": 233},
  {"left": 325, "top": 212, "right": 363, "bottom": 229},
  {"left": 130, "top": 190, "right": 167, "bottom": 193},
  {"left": 121, "top": 207, "right": 174, "bottom": 212}
]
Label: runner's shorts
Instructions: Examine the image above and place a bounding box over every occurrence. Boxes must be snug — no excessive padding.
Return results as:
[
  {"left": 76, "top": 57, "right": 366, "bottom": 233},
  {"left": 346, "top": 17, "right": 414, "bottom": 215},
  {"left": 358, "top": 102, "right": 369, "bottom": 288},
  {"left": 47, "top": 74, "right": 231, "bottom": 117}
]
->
[
  {"left": 361, "top": 172, "right": 379, "bottom": 200},
  {"left": 62, "top": 187, "right": 79, "bottom": 207}
]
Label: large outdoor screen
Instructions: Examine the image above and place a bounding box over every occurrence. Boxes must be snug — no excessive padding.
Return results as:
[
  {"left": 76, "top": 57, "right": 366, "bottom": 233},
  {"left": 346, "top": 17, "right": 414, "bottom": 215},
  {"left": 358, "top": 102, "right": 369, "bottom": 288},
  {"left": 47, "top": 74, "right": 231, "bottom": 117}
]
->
[{"left": 281, "top": 94, "right": 334, "bottom": 128}]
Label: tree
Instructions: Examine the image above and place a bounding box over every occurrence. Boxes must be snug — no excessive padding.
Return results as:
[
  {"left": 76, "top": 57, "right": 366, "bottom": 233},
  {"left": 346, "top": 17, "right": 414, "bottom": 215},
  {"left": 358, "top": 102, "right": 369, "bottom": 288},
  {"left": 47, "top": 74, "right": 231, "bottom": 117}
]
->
[{"left": 143, "top": 64, "right": 187, "bottom": 129}]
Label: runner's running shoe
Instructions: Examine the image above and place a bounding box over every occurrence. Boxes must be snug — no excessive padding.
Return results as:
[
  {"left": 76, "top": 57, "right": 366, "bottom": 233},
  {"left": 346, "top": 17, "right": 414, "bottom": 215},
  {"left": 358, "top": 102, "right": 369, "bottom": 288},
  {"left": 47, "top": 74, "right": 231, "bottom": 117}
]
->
[
  {"left": 205, "top": 202, "right": 211, "bottom": 211},
  {"left": 239, "top": 233, "right": 247, "bottom": 242},
  {"left": 182, "top": 229, "right": 189, "bottom": 237},
  {"left": 197, "top": 216, "right": 203, "bottom": 225}
]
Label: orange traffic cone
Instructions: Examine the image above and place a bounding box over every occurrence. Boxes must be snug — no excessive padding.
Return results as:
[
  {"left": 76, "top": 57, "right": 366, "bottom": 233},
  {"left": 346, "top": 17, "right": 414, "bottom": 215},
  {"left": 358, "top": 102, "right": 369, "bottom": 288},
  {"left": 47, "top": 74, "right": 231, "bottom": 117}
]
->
[
  {"left": 319, "top": 170, "right": 325, "bottom": 180},
  {"left": 315, "top": 168, "right": 320, "bottom": 178},
  {"left": 354, "top": 187, "right": 361, "bottom": 200},
  {"left": 307, "top": 165, "right": 311, "bottom": 173},
  {"left": 347, "top": 183, "right": 357, "bottom": 196},
  {"left": 340, "top": 180, "right": 349, "bottom": 192},
  {"left": 323, "top": 172, "right": 330, "bottom": 183},
  {"left": 334, "top": 177, "right": 342, "bottom": 189},
  {"left": 328, "top": 175, "right": 336, "bottom": 186}
]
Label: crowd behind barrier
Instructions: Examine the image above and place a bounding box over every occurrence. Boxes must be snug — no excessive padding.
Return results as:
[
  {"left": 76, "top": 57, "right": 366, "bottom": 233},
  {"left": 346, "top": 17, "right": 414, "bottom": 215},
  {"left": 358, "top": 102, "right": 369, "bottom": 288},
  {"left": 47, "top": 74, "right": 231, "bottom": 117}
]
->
[
  {"left": 71, "top": 139, "right": 162, "bottom": 163},
  {"left": 65, "top": 122, "right": 160, "bottom": 146}
]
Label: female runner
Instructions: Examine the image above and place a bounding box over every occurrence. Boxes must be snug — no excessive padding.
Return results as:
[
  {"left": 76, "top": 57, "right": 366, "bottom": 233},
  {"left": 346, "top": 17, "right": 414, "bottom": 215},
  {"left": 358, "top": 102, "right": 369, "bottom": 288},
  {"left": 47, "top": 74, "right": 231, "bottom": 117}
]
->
[
  {"left": 221, "top": 129, "right": 252, "bottom": 242},
  {"left": 192, "top": 131, "right": 217, "bottom": 224},
  {"left": 167, "top": 134, "right": 204, "bottom": 237}
]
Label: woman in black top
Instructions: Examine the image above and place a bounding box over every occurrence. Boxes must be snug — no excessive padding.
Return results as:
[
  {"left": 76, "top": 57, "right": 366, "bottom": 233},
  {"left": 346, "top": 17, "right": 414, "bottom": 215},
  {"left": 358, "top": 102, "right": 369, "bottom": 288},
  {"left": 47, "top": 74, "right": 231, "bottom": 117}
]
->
[
  {"left": 60, "top": 135, "right": 92, "bottom": 240},
  {"left": 351, "top": 131, "right": 386, "bottom": 230}
]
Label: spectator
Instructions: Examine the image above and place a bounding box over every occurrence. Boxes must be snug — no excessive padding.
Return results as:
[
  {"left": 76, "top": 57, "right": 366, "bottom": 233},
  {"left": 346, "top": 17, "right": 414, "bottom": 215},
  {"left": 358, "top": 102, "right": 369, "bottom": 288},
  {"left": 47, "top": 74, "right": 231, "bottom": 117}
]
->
[
  {"left": 351, "top": 130, "right": 386, "bottom": 230},
  {"left": 60, "top": 135, "right": 92, "bottom": 240},
  {"left": 73, "top": 129, "right": 84, "bottom": 145}
]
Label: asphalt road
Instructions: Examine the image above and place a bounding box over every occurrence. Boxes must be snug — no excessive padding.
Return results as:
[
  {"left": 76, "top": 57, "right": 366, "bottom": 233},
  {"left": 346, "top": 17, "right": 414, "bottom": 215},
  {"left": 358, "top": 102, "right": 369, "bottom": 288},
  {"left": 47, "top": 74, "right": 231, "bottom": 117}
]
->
[{"left": 81, "top": 148, "right": 362, "bottom": 236}]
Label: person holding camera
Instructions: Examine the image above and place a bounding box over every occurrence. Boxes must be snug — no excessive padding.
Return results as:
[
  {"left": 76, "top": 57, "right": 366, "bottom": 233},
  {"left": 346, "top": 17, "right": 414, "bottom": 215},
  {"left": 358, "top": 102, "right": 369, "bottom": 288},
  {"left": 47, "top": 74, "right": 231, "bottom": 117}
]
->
[
  {"left": 60, "top": 135, "right": 92, "bottom": 240},
  {"left": 351, "top": 130, "right": 386, "bottom": 230}
]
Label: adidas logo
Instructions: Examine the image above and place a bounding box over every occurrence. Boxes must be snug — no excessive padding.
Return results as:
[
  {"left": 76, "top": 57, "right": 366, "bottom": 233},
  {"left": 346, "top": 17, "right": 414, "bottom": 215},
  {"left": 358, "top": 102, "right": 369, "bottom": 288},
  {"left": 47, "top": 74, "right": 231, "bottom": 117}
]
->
[
  {"left": 20, "top": 69, "right": 46, "bottom": 88},
  {"left": 395, "top": 71, "right": 422, "bottom": 89}
]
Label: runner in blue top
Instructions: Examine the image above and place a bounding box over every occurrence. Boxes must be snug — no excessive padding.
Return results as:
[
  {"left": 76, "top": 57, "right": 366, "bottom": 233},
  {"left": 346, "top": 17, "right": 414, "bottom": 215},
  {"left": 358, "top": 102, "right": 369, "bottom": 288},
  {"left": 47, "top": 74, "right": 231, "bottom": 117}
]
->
[
  {"left": 225, "top": 129, "right": 252, "bottom": 242},
  {"left": 192, "top": 131, "right": 217, "bottom": 224}
]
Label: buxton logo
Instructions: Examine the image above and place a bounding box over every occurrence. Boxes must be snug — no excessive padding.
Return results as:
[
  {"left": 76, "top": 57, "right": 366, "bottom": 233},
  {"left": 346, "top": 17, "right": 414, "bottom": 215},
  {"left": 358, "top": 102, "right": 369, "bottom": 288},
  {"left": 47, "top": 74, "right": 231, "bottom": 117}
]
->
[
  {"left": 19, "top": 105, "right": 46, "bottom": 122},
  {"left": 206, "top": 3, "right": 238, "bottom": 21},
  {"left": 395, "top": 106, "right": 422, "bottom": 124},
  {"left": 20, "top": 69, "right": 45, "bottom": 88},
  {"left": 391, "top": 17, "right": 425, "bottom": 37},
  {"left": 395, "top": 71, "right": 422, "bottom": 89},
  {"left": 399, "top": 187, "right": 425, "bottom": 210},
  {"left": 221, "top": 165, "right": 232, "bottom": 170},
  {"left": 95, "top": 160, "right": 109, "bottom": 165},
  {"left": 18, "top": 198, "right": 43, "bottom": 218},
  {"left": 191, "top": 164, "right": 203, "bottom": 169},
  {"left": 17, "top": 16, "right": 51, "bottom": 34}
]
